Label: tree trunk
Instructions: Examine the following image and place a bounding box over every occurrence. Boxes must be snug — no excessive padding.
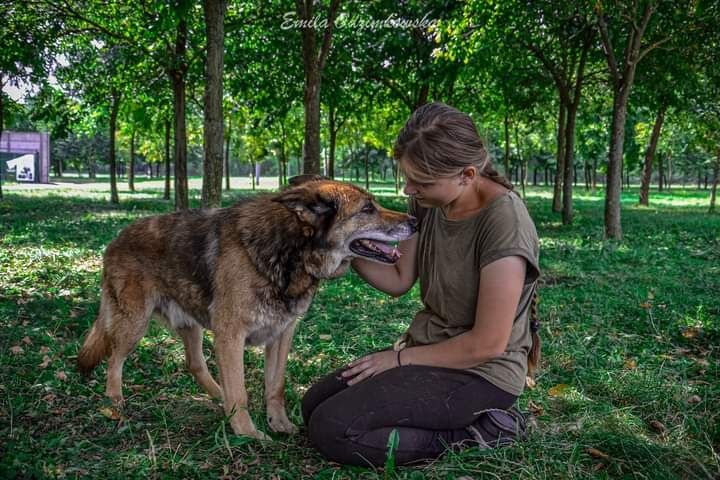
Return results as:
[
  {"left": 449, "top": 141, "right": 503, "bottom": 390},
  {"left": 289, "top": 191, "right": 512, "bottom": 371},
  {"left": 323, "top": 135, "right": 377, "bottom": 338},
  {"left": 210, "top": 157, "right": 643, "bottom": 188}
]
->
[
  {"left": 604, "top": 88, "right": 630, "bottom": 239},
  {"left": 562, "top": 101, "right": 579, "bottom": 224},
  {"left": 503, "top": 112, "right": 511, "bottom": 182},
  {"left": 164, "top": 118, "right": 171, "bottom": 200},
  {"left": 667, "top": 153, "right": 673, "bottom": 190},
  {"left": 169, "top": 19, "right": 189, "bottom": 210},
  {"left": 108, "top": 88, "right": 121, "bottom": 204},
  {"left": 201, "top": 0, "right": 226, "bottom": 208},
  {"left": 298, "top": 0, "right": 341, "bottom": 175},
  {"left": 553, "top": 102, "right": 566, "bottom": 212},
  {"left": 709, "top": 151, "right": 719, "bottom": 213},
  {"left": 225, "top": 114, "right": 231, "bottom": 190},
  {"left": 328, "top": 101, "right": 337, "bottom": 179},
  {"left": 658, "top": 152, "right": 664, "bottom": 192},
  {"left": 251, "top": 160, "right": 256, "bottom": 190},
  {"left": 639, "top": 106, "right": 665, "bottom": 205},
  {"left": 129, "top": 129, "right": 136, "bottom": 192}
]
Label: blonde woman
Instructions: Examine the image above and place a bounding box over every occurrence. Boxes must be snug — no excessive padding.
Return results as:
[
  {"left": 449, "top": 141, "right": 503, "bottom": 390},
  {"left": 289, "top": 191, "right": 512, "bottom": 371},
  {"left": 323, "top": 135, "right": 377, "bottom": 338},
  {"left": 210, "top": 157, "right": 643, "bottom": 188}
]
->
[{"left": 302, "top": 102, "right": 540, "bottom": 466}]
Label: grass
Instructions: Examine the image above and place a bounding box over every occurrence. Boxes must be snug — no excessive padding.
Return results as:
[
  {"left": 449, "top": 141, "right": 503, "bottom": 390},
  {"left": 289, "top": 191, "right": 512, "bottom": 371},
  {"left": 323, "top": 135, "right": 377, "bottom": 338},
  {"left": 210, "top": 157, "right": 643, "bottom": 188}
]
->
[{"left": 0, "top": 179, "right": 718, "bottom": 479}]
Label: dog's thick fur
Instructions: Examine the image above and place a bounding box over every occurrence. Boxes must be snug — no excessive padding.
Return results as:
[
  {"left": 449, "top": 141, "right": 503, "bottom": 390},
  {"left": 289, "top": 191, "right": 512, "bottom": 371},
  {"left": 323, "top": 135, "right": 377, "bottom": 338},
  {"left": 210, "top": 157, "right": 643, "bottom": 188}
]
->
[{"left": 77, "top": 177, "right": 416, "bottom": 438}]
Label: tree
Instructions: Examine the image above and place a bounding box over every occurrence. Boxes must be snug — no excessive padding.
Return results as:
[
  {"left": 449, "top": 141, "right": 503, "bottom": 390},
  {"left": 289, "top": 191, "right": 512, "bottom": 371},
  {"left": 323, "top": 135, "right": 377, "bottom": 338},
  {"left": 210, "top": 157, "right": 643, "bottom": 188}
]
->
[
  {"left": 201, "top": 0, "right": 226, "bottom": 208},
  {"left": 296, "top": 0, "right": 342, "bottom": 175},
  {"left": 596, "top": 1, "right": 680, "bottom": 238}
]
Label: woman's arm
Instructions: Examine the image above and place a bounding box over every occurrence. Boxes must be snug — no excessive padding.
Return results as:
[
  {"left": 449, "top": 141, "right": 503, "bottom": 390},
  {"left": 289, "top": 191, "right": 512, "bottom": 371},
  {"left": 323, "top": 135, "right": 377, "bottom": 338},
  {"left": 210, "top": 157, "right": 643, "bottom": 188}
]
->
[
  {"left": 342, "top": 255, "right": 526, "bottom": 385},
  {"left": 350, "top": 235, "right": 419, "bottom": 297}
]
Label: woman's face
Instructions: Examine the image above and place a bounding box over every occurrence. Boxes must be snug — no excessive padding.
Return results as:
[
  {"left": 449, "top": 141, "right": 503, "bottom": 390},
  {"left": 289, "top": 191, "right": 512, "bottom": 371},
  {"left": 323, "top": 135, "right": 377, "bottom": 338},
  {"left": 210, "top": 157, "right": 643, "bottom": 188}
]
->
[{"left": 400, "top": 160, "right": 463, "bottom": 209}]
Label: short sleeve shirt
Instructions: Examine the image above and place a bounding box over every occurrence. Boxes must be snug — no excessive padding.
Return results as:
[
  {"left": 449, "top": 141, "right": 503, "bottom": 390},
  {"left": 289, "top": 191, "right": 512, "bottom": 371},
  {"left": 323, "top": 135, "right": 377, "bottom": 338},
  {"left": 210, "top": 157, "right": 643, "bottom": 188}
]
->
[{"left": 403, "top": 191, "right": 540, "bottom": 395}]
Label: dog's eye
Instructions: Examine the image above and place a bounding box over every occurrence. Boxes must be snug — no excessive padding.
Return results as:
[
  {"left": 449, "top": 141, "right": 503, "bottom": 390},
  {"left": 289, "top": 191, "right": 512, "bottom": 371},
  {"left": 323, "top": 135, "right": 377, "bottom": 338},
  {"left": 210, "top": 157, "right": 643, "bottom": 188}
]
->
[{"left": 361, "top": 202, "right": 376, "bottom": 214}]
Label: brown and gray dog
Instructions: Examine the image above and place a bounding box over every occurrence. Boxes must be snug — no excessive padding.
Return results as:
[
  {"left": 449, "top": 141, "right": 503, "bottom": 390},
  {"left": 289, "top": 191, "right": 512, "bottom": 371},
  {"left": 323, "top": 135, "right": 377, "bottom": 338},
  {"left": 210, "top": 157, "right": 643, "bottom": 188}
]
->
[{"left": 77, "top": 175, "right": 417, "bottom": 439}]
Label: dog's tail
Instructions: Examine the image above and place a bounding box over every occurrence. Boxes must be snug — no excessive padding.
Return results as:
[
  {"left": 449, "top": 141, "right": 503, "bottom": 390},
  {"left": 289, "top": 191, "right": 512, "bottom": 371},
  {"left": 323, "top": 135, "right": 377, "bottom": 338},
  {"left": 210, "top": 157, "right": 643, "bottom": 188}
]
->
[
  {"left": 527, "top": 290, "right": 541, "bottom": 378},
  {"left": 77, "top": 293, "right": 111, "bottom": 376}
]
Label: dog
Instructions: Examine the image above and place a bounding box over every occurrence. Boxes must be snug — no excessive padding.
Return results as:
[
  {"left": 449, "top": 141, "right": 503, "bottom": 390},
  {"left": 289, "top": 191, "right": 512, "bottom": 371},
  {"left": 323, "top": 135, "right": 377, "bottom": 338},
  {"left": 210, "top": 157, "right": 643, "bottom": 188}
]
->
[{"left": 77, "top": 175, "right": 417, "bottom": 439}]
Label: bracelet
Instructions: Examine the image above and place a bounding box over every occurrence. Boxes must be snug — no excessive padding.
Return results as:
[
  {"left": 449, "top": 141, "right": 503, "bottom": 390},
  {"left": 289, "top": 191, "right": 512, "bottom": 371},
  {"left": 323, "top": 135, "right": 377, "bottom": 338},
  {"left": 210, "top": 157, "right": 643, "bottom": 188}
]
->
[{"left": 397, "top": 348, "right": 404, "bottom": 367}]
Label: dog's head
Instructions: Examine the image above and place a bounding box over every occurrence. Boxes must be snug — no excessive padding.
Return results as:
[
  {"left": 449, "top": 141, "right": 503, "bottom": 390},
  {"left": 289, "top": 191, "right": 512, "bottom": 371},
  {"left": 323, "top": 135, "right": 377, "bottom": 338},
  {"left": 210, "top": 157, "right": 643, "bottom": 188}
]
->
[{"left": 273, "top": 176, "right": 417, "bottom": 278}]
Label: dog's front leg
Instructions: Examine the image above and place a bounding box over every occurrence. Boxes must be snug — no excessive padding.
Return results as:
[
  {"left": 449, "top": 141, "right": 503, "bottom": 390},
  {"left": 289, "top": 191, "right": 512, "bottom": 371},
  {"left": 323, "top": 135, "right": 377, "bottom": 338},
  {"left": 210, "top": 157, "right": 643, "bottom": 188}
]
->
[
  {"left": 214, "top": 328, "right": 269, "bottom": 440},
  {"left": 264, "top": 320, "right": 298, "bottom": 434}
]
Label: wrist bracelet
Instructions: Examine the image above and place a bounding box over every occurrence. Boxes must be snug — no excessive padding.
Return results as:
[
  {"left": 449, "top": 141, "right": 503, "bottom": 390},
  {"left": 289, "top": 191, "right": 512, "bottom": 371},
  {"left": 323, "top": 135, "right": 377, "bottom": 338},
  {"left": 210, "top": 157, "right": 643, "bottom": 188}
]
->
[{"left": 397, "top": 348, "right": 404, "bottom": 367}]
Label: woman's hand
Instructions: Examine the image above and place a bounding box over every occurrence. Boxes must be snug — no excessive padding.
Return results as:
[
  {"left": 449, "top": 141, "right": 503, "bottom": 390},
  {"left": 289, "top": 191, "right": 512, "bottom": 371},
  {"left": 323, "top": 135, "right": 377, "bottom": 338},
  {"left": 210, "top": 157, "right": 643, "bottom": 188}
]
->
[{"left": 341, "top": 350, "right": 399, "bottom": 386}]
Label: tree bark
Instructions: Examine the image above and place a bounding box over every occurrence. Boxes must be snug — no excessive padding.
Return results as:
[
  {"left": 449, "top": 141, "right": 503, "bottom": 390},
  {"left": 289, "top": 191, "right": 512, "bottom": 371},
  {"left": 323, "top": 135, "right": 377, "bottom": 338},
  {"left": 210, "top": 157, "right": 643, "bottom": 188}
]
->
[
  {"left": 658, "top": 152, "right": 664, "bottom": 192},
  {"left": 225, "top": 114, "right": 231, "bottom": 191},
  {"left": 129, "top": 129, "right": 135, "bottom": 192},
  {"left": 639, "top": 106, "right": 665, "bottom": 205},
  {"left": 562, "top": 100, "right": 578, "bottom": 224},
  {"left": 108, "top": 88, "right": 121, "bottom": 204},
  {"left": 164, "top": 118, "right": 171, "bottom": 200},
  {"left": 201, "top": 0, "right": 226, "bottom": 208},
  {"left": 298, "top": 0, "right": 341, "bottom": 175},
  {"left": 553, "top": 102, "right": 566, "bottom": 212},
  {"left": 709, "top": 151, "right": 719, "bottom": 213},
  {"left": 604, "top": 88, "right": 631, "bottom": 238},
  {"left": 169, "top": 18, "right": 189, "bottom": 210}
]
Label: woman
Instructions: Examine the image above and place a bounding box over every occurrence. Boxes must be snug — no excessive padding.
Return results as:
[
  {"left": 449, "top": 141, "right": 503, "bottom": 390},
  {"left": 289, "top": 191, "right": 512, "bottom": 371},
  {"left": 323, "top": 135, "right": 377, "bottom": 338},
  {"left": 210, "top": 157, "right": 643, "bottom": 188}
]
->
[{"left": 301, "top": 102, "right": 540, "bottom": 467}]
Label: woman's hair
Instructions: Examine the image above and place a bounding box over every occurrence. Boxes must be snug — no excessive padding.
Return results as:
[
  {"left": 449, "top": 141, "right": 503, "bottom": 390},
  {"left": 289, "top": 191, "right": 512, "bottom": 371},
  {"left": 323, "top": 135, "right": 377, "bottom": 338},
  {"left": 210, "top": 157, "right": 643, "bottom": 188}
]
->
[{"left": 393, "top": 102, "right": 513, "bottom": 190}]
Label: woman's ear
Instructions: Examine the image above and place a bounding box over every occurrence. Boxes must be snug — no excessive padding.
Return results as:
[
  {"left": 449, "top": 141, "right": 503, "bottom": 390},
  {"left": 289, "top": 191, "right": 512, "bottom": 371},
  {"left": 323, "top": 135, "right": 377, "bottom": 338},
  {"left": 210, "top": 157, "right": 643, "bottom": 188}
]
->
[{"left": 461, "top": 166, "right": 477, "bottom": 185}]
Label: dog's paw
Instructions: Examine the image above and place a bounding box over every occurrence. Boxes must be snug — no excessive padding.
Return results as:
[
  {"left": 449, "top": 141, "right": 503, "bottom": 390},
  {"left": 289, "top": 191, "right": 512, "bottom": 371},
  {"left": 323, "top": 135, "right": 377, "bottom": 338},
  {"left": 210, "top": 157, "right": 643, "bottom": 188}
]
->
[
  {"left": 267, "top": 413, "right": 298, "bottom": 434},
  {"left": 246, "top": 429, "right": 271, "bottom": 441}
]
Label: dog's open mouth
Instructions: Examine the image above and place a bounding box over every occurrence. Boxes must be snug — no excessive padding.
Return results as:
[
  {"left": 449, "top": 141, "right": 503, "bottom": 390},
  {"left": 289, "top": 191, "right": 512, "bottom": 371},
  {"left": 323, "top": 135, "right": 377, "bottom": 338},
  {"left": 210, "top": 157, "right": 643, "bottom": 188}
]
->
[{"left": 350, "top": 239, "right": 401, "bottom": 264}]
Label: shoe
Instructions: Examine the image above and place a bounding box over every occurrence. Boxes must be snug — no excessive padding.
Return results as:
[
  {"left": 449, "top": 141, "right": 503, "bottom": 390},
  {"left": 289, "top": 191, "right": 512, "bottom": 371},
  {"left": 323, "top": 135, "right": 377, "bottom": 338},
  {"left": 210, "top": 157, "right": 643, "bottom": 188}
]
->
[{"left": 466, "top": 406, "right": 527, "bottom": 448}]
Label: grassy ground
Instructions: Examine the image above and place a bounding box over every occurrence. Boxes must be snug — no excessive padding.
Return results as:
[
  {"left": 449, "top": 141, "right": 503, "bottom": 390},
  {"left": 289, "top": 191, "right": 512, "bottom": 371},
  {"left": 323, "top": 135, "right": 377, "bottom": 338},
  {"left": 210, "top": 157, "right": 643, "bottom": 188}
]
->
[{"left": 1, "top": 180, "right": 718, "bottom": 479}]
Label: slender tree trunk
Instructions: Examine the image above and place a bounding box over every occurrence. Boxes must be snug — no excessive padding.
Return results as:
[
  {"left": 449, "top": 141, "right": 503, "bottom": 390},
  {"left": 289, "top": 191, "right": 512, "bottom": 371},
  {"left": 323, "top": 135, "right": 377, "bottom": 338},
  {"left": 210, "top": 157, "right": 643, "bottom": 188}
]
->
[
  {"left": 251, "top": 160, "right": 256, "bottom": 190},
  {"left": 328, "top": 101, "right": 337, "bottom": 179},
  {"left": 169, "top": 19, "right": 189, "bottom": 210},
  {"left": 129, "top": 129, "right": 135, "bottom": 192},
  {"left": 658, "top": 152, "right": 664, "bottom": 192},
  {"left": 709, "top": 151, "right": 719, "bottom": 213},
  {"left": 639, "top": 106, "right": 665, "bottom": 205},
  {"left": 225, "top": 114, "right": 231, "bottom": 190},
  {"left": 533, "top": 167, "right": 538, "bottom": 186},
  {"left": 298, "top": 0, "right": 341, "bottom": 175},
  {"left": 108, "top": 88, "right": 121, "bottom": 204},
  {"left": 553, "top": 102, "right": 566, "bottom": 212},
  {"left": 562, "top": 101, "right": 578, "bottom": 224},
  {"left": 364, "top": 147, "right": 369, "bottom": 191},
  {"left": 201, "top": 0, "right": 226, "bottom": 208},
  {"left": 667, "top": 153, "right": 673, "bottom": 190},
  {"left": 504, "top": 112, "right": 511, "bottom": 181},
  {"left": 164, "top": 118, "right": 171, "bottom": 200},
  {"left": 604, "top": 89, "right": 630, "bottom": 239}
]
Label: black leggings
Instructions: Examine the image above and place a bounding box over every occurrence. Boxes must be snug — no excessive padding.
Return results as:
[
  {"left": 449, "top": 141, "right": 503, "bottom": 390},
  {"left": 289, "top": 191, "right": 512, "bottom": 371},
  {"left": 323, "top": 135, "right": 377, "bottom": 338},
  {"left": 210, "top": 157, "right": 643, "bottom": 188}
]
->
[{"left": 301, "top": 364, "right": 517, "bottom": 467}]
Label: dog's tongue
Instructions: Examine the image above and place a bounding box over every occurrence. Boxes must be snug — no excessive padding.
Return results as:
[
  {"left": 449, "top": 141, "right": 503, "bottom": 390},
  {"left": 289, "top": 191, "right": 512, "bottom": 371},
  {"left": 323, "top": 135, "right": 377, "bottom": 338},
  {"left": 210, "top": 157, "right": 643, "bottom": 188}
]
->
[{"left": 365, "top": 239, "right": 400, "bottom": 259}]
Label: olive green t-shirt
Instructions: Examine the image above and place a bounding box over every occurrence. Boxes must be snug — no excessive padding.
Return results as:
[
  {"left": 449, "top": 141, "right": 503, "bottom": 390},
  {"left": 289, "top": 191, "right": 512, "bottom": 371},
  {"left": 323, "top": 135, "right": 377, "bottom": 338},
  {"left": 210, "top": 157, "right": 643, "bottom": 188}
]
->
[{"left": 402, "top": 190, "right": 540, "bottom": 396}]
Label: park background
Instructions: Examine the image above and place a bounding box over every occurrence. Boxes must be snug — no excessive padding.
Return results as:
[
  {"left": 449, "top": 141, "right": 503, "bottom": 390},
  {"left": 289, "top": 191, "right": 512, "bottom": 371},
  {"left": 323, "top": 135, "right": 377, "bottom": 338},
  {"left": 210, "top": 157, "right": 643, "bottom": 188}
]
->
[{"left": 1, "top": 1, "right": 719, "bottom": 478}]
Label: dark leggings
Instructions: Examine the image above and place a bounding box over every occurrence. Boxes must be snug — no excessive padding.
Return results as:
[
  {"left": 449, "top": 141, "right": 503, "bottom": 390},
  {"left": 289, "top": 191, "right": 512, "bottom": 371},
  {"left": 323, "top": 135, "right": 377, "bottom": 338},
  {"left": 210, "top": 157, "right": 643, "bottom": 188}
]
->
[{"left": 301, "top": 364, "right": 517, "bottom": 467}]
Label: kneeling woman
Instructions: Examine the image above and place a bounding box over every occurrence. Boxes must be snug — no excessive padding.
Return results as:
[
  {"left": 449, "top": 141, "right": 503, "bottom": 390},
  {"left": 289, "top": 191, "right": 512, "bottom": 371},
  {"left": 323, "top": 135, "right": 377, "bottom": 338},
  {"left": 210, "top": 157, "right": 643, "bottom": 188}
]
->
[{"left": 302, "top": 102, "right": 540, "bottom": 467}]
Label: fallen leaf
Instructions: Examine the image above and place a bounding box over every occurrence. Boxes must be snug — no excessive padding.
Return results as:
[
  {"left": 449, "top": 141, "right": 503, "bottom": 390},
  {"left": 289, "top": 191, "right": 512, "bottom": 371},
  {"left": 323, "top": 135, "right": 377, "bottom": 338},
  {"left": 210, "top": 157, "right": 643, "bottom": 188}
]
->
[
  {"left": 21, "top": 336, "right": 32, "bottom": 345},
  {"left": 682, "top": 327, "right": 701, "bottom": 339},
  {"left": 10, "top": 345, "right": 24, "bottom": 355},
  {"left": 39, "top": 346, "right": 50, "bottom": 354},
  {"left": 55, "top": 371, "right": 68, "bottom": 381},
  {"left": 624, "top": 358, "right": 637, "bottom": 370},
  {"left": 39, "top": 355, "right": 51, "bottom": 369},
  {"left": 99, "top": 407, "right": 122, "bottom": 420},
  {"left": 318, "top": 334, "right": 332, "bottom": 341},
  {"left": 648, "top": 420, "right": 666, "bottom": 433},
  {"left": 586, "top": 447, "right": 610, "bottom": 460},
  {"left": 687, "top": 395, "right": 702, "bottom": 404},
  {"left": 528, "top": 400, "right": 544, "bottom": 415},
  {"left": 639, "top": 302, "right": 652, "bottom": 309},
  {"left": 548, "top": 384, "right": 571, "bottom": 397},
  {"left": 526, "top": 376, "right": 536, "bottom": 389}
]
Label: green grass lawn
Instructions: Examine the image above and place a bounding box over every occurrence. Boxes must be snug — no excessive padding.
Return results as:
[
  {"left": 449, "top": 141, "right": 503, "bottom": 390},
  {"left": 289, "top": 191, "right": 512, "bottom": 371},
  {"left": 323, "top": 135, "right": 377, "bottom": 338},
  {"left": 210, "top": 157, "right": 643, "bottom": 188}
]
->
[{"left": 1, "top": 181, "right": 718, "bottom": 479}]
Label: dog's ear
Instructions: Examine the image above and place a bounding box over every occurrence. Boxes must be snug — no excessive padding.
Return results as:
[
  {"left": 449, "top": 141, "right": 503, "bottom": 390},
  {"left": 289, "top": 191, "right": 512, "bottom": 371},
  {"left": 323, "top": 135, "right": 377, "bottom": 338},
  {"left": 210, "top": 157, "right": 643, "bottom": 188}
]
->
[{"left": 273, "top": 187, "right": 336, "bottom": 229}]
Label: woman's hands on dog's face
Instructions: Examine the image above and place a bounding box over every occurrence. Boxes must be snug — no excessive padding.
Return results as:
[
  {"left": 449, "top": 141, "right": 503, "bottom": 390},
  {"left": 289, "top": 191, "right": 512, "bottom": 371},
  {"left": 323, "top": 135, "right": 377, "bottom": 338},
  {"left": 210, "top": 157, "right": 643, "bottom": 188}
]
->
[{"left": 341, "top": 350, "right": 398, "bottom": 386}]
